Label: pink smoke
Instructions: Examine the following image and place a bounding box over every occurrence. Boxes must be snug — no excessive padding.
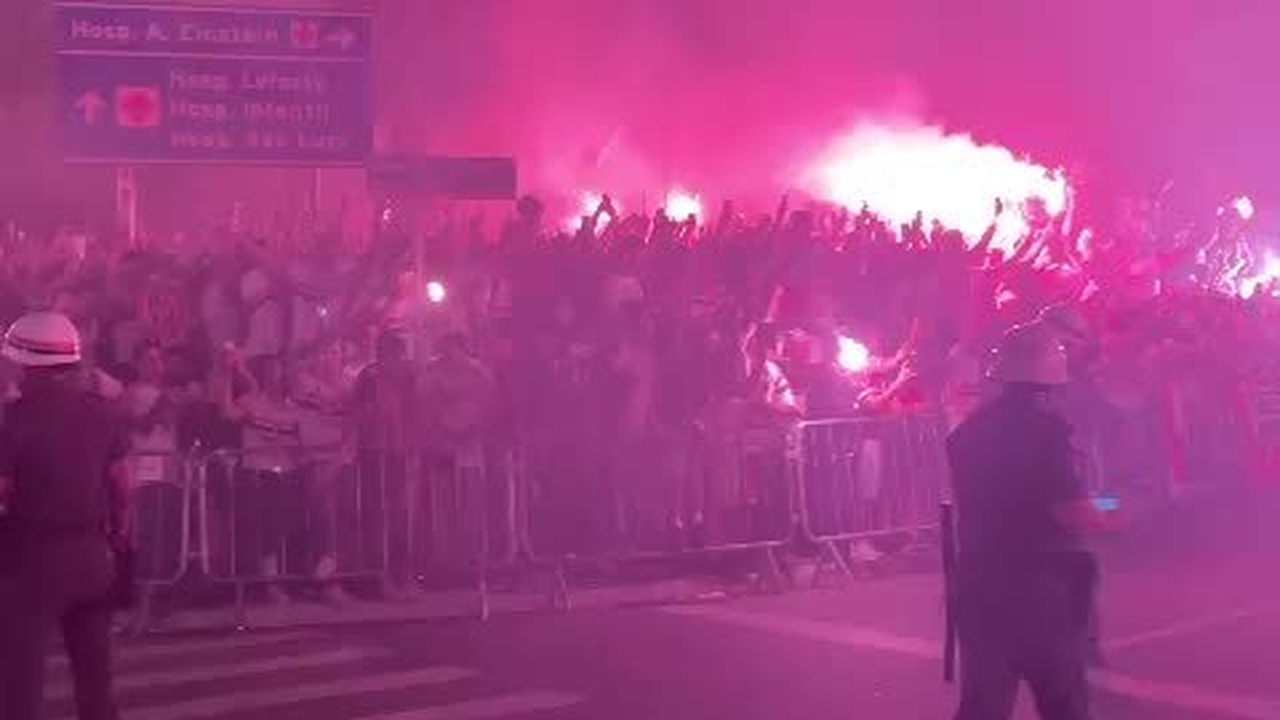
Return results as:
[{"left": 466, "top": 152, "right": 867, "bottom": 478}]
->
[{"left": 809, "top": 122, "right": 1069, "bottom": 254}]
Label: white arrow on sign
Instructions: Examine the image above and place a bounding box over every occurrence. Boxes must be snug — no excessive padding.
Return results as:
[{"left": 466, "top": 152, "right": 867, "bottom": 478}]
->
[
  {"left": 74, "top": 91, "right": 107, "bottom": 125},
  {"left": 324, "top": 26, "right": 356, "bottom": 51}
]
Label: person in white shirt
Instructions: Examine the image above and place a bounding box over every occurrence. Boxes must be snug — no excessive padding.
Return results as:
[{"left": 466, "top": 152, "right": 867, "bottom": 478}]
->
[
  {"left": 218, "top": 350, "right": 301, "bottom": 602},
  {"left": 199, "top": 259, "right": 240, "bottom": 354},
  {"left": 124, "top": 343, "right": 179, "bottom": 467},
  {"left": 293, "top": 343, "right": 354, "bottom": 602},
  {"left": 738, "top": 323, "right": 802, "bottom": 540},
  {"left": 240, "top": 246, "right": 285, "bottom": 359},
  {"left": 122, "top": 342, "right": 185, "bottom": 579}
]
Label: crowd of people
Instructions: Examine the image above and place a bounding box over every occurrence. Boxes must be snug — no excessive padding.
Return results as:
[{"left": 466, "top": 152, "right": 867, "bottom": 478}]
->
[{"left": 0, "top": 186, "right": 1273, "bottom": 600}]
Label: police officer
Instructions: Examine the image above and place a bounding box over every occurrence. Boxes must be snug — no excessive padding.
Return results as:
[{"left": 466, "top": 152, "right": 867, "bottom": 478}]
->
[
  {"left": 0, "top": 311, "right": 129, "bottom": 720},
  {"left": 946, "top": 321, "right": 1112, "bottom": 720}
]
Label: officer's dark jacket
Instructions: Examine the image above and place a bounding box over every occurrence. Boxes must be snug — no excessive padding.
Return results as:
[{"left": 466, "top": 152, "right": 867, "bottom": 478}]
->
[
  {"left": 946, "top": 388, "right": 1087, "bottom": 571},
  {"left": 0, "top": 376, "right": 128, "bottom": 544}
]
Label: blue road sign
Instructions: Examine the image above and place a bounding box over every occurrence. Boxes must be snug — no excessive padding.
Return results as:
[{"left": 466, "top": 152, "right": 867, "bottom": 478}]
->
[{"left": 55, "top": 2, "right": 372, "bottom": 165}]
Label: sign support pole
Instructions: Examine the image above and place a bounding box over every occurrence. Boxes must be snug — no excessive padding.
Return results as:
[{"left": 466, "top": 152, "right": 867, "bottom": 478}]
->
[
  {"left": 311, "top": 168, "right": 322, "bottom": 221},
  {"left": 116, "top": 166, "right": 137, "bottom": 248}
]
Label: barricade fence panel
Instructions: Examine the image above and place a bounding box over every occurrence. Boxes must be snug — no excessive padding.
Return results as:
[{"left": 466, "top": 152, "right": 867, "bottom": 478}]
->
[
  {"left": 367, "top": 443, "right": 519, "bottom": 586},
  {"left": 190, "top": 445, "right": 517, "bottom": 595},
  {"left": 1255, "top": 409, "right": 1280, "bottom": 484},
  {"left": 792, "top": 414, "right": 949, "bottom": 552},
  {"left": 518, "top": 417, "right": 796, "bottom": 563},
  {"left": 119, "top": 401, "right": 1269, "bottom": 621},
  {"left": 124, "top": 415, "right": 956, "bottom": 617},
  {"left": 201, "top": 448, "right": 374, "bottom": 585},
  {"left": 1084, "top": 379, "right": 1262, "bottom": 498},
  {"left": 128, "top": 450, "right": 193, "bottom": 587}
]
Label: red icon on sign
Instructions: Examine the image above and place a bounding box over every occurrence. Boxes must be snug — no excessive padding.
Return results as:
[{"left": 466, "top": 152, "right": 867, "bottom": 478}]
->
[
  {"left": 291, "top": 19, "right": 320, "bottom": 49},
  {"left": 115, "top": 86, "right": 162, "bottom": 128}
]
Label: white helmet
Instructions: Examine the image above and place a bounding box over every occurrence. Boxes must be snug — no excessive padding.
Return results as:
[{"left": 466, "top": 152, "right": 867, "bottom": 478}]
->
[
  {"left": 988, "top": 321, "right": 1068, "bottom": 386},
  {"left": 3, "top": 311, "right": 83, "bottom": 367}
]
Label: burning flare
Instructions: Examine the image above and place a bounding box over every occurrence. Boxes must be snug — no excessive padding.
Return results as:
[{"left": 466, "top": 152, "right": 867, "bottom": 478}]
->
[
  {"left": 837, "top": 336, "right": 871, "bottom": 373},
  {"left": 810, "top": 122, "right": 1068, "bottom": 255},
  {"left": 665, "top": 190, "right": 703, "bottom": 222}
]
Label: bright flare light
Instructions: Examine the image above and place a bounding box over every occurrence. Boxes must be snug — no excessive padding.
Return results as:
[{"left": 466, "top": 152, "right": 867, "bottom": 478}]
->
[
  {"left": 810, "top": 122, "right": 1068, "bottom": 255},
  {"left": 426, "top": 280, "right": 447, "bottom": 304},
  {"left": 837, "top": 336, "right": 871, "bottom": 373},
  {"left": 1240, "top": 253, "right": 1280, "bottom": 299},
  {"left": 566, "top": 192, "right": 618, "bottom": 232},
  {"left": 581, "top": 192, "right": 605, "bottom": 218},
  {"left": 1233, "top": 196, "right": 1256, "bottom": 221},
  {"left": 665, "top": 190, "right": 703, "bottom": 222}
]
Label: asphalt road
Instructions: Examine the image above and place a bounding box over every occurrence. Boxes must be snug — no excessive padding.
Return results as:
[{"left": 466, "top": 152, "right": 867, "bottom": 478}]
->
[{"left": 44, "top": 489, "right": 1280, "bottom": 720}]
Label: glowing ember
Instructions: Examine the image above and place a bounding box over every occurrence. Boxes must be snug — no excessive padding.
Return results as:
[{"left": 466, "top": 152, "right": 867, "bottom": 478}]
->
[
  {"left": 1233, "top": 196, "right": 1256, "bottom": 221},
  {"left": 809, "top": 122, "right": 1068, "bottom": 255},
  {"left": 426, "top": 280, "right": 447, "bottom": 304},
  {"left": 665, "top": 190, "right": 703, "bottom": 222},
  {"left": 837, "top": 336, "right": 871, "bottom": 373}
]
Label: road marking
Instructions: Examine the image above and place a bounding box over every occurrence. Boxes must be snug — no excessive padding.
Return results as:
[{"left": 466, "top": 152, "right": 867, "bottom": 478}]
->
[
  {"left": 49, "top": 631, "right": 315, "bottom": 670},
  {"left": 664, "top": 605, "right": 939, "bottom": 659},
  {"left": 666, "top": 605, "right": 1280, "bottom": 720},
  {"left": 1094, "top": 672, "right": 1280, "bottom": 720},
  {"left": 1106, "top": 602, "right": 1280, "bottom": 651},
  {"left": 52, "top": 666, "right": 477, "bottom": 720},
  {"left": 357, "top": 691, "right": 586, "bottom": 719},
  {"left": 48, "top": 646, "right": 387, "bottom": 701}
]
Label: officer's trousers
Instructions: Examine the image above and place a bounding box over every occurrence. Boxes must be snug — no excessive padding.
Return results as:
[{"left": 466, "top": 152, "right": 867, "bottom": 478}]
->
[
  {"left": 954, "top": 568, "right": 1092, "bottom": 720},
  {"left": 0, "top": 535, "right": 119, "bottom": 720}
]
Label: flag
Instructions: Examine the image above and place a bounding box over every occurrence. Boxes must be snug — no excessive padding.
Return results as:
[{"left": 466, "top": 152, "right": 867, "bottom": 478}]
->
[{"left": 114, "top": 86, "right": 161, "bottom": 128}]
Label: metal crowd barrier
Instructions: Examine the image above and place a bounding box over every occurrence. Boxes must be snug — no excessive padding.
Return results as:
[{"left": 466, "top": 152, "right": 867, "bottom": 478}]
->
[
  {"left": 123, "top": 400, "right": 1263, "bottom": 623},
  {"left": 1252, "top": 390, "right": 1280, "bottom": 485},
  {"left": 367, "top": 444, "right": 520, "bottom": 620},
  {"left": 199, "top": 447, "right": 379, "bottom": 626},
  {"left": 517, "top": 418, "right": 798, "bottom": 608},
  {"left": 123, "top": 414, "right": 953, "bottom": 621},
  {"left": 791, "top": 414, "right": 949, "bottom": 581},
  {"left": 192, "top": 444, "right": 518, "bottom": 625},
  {"left": 125, "top": 449, "right": 199, "bottom": 633},
  {"left": 121, "top": 441, "right": 520, "bottom": 627}
]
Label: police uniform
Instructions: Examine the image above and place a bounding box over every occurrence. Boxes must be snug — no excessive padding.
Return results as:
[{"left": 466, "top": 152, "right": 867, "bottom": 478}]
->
[
  {"left": 0, "top": 312, "right": 128, "bottom": 720},
  {"left": 946, "top": 322, "right": 1097, "bottom": 720}
]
